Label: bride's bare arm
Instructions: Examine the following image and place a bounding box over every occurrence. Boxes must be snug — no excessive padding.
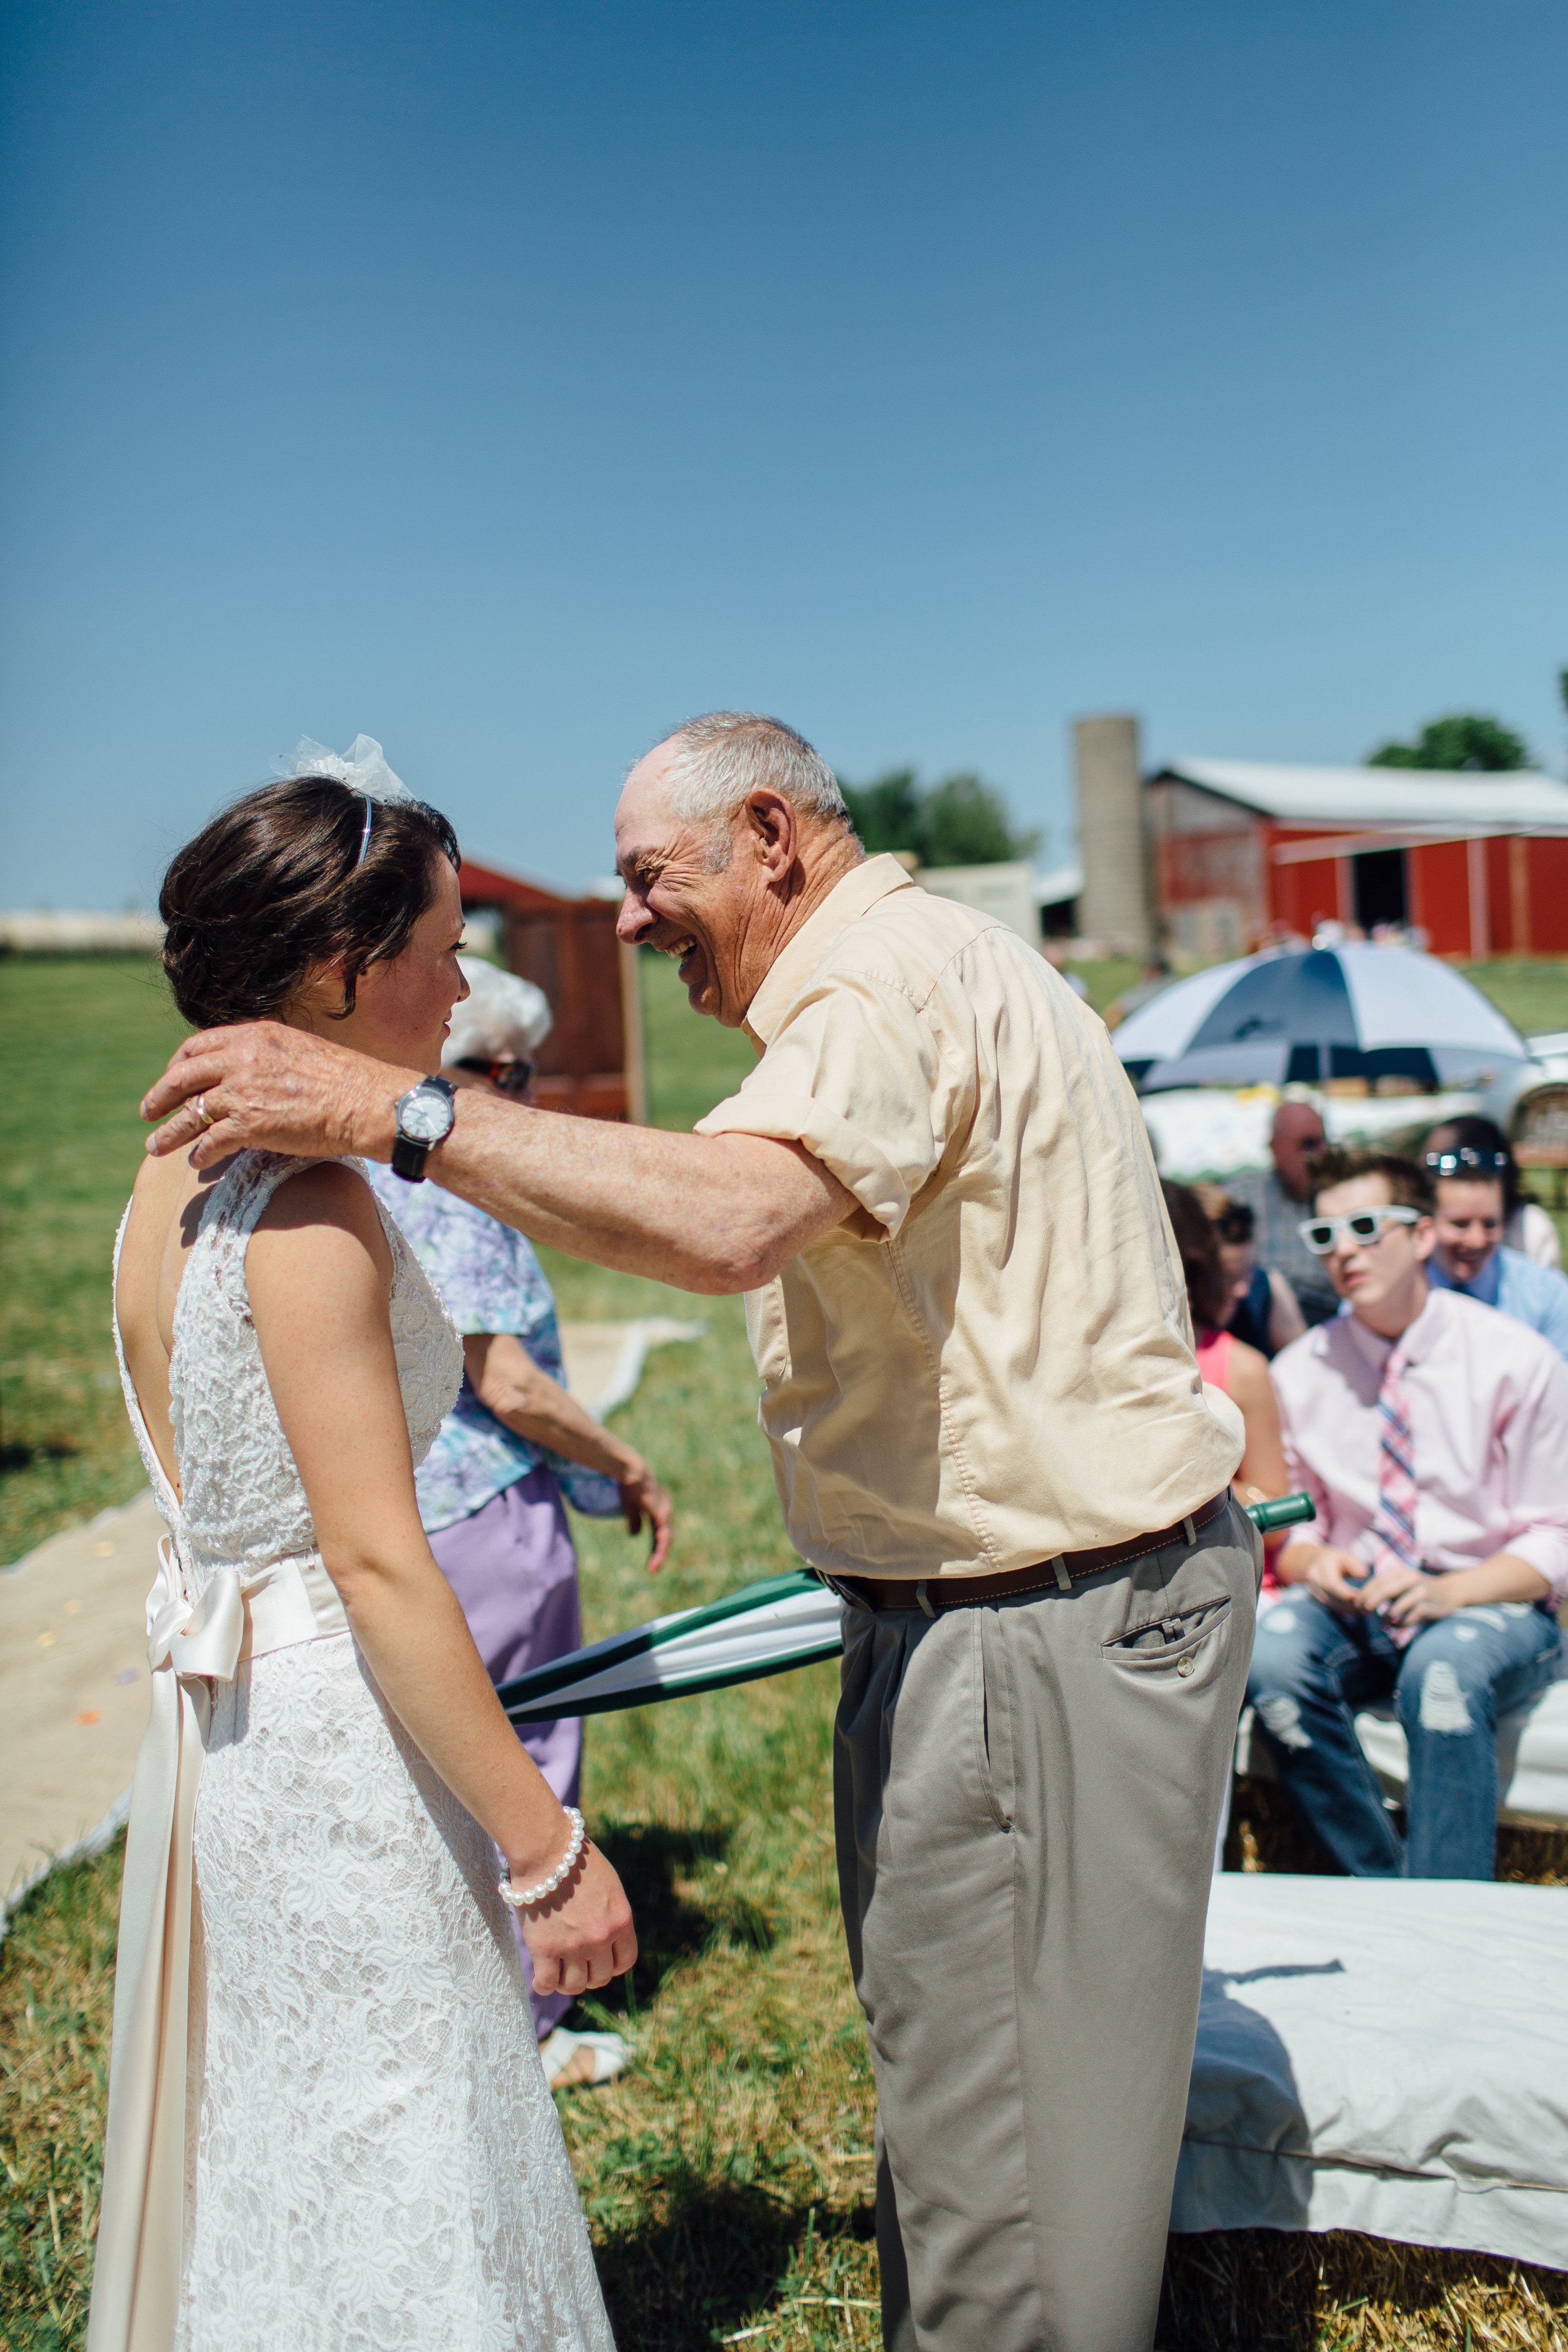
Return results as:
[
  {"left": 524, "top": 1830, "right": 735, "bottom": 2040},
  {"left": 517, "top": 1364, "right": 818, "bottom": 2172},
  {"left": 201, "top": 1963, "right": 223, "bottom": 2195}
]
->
[{"left": 246, "top": 1162, "right": 634, "bottom": 1998}]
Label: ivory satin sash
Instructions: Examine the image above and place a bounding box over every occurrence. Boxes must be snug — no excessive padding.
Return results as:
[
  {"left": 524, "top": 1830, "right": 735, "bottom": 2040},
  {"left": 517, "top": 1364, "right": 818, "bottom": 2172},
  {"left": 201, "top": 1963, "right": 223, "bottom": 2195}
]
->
[{"left": 87, "top": 1538, "right": 349, "bottom": 2352}]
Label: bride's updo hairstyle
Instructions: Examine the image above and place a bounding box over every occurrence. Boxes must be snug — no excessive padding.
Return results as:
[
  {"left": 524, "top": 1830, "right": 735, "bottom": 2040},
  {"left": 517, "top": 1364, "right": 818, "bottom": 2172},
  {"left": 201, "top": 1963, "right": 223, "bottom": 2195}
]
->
[{"left": 160, "top": 775, "right": 461, "bottom": 1031}]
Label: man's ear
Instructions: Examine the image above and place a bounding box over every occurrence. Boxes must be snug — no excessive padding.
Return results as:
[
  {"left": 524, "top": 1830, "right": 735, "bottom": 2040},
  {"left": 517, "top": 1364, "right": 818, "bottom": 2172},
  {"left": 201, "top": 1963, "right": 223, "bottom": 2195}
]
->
[
  {"left": 1412, "top": 1213, "right": 1437, "bottom": 1262},
  {"left": 744, "top": 788, "right": 798, "bottom": 883}
]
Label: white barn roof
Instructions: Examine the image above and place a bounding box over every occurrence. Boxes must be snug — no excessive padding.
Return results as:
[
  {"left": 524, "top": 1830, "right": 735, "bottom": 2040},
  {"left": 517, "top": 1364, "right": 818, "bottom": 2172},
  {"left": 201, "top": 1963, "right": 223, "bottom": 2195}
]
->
[{"left": 1156, "top": 757, "right": 1568, "bottom": 832}]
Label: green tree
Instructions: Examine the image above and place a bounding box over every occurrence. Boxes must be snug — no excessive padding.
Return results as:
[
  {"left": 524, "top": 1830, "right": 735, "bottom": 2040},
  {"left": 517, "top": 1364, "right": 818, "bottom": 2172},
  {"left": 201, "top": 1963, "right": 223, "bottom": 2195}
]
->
[
  {"left": 837, "top": 768, "right": 1039, "bottom": 866},
  {"left": 838, "top": 768, "right": 923, "bottom": 857},
  {"left": 1367, "top": 713, "right": 1531, "bottom": 771},
  {"left": 920, "top": 772, "right": 1037, "bottom": 865}
]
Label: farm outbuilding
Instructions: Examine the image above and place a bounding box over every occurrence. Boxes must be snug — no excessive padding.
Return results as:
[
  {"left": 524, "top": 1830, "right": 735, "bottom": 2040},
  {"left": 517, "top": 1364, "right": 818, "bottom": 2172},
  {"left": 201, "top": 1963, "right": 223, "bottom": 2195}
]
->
[
  {"left": 458, "top": 856, "right": 646, "bottom": 1123},
  {"left": 1146, "top": 758, "right": 1568, "bottom": 962}
]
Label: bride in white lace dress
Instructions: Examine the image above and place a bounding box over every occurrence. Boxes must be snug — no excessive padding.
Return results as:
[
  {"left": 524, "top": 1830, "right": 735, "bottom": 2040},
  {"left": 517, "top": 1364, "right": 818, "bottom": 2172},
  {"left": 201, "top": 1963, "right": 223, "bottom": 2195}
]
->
[{"left": 92, "top": 752, "right": 630, "bottom": 2352}]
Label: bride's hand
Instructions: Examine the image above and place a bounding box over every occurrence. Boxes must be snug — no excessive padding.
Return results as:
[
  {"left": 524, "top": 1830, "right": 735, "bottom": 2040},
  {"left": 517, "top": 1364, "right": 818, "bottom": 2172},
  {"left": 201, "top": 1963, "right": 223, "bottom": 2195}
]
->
[{"left": 512, "top": 1842, "right": 637, "bottom": 2000}]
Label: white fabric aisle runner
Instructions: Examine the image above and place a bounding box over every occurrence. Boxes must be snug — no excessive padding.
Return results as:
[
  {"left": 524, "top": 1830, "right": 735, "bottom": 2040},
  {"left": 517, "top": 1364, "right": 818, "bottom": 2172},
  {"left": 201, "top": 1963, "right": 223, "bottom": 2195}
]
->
[{"left": 1177, "top": 1875, "right": 1568, "bottom": 2270}]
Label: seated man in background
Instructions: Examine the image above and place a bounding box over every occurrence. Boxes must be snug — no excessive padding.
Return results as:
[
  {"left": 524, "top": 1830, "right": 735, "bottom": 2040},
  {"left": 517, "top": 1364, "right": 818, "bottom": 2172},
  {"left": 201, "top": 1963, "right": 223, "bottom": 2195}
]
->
[
  {"left": 1248, "top": 1147, "right": 1567, "bottom": 1879},
  {"left": 1421, "top": 1126, "right": 1568, "bottom": 1358},
  {"left": 1226, "top": 1100, "right": 1341, "bottom": 1328}
]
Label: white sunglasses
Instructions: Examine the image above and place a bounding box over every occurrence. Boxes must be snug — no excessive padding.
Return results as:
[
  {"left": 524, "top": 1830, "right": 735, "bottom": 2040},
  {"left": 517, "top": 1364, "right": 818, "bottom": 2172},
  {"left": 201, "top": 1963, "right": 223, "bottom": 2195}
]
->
[{"left": 1298, "top": 1206, "right": 1421, "bottom": 1256}]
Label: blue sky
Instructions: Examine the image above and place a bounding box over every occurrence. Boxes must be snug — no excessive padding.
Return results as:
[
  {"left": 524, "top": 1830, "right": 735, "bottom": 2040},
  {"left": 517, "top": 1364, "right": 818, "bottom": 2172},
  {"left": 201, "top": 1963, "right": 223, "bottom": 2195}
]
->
[{"left": 4, "top": 0, "right": 1566, "bottom": 906}]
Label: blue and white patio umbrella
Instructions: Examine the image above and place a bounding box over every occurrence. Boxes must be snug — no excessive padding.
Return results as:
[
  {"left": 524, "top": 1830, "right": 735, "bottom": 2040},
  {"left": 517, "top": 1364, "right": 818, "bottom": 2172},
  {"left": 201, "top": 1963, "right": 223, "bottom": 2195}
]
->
[
  {"left": 1111, "top": 943, "right": 1529, "bottom": 1096},
  {"left": 495, "top": 1498, "right": 1315, "bottom": 1723}
]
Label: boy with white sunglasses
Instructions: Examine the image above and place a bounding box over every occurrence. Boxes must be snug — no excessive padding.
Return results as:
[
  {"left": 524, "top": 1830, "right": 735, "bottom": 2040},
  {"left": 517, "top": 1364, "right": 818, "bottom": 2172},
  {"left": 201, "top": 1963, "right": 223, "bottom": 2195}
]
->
[{"left": 1246, "top": 1147, "right": 1567, "bottom": 1878}]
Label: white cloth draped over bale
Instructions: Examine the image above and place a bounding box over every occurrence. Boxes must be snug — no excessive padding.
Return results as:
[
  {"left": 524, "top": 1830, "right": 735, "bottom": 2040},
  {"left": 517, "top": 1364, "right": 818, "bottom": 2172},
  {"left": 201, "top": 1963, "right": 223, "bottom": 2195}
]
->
[{"left": 1178, "top": 1875, "right": 1568, "bottom": 2271}]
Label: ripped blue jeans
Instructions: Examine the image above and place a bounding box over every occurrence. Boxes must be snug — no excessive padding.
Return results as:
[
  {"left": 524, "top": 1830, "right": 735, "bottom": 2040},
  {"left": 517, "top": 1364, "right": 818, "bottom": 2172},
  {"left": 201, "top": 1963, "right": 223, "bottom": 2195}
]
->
[{"left": 1246, "top": 1590, "right": 1562, "bottom": 1878}]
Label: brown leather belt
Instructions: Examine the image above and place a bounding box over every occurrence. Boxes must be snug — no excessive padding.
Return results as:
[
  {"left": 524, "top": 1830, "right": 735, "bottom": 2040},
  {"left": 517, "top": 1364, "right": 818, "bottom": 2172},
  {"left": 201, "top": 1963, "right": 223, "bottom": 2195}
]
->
[{"left": 826, "top": 1489, "right": 1232, "bottom": 1616}]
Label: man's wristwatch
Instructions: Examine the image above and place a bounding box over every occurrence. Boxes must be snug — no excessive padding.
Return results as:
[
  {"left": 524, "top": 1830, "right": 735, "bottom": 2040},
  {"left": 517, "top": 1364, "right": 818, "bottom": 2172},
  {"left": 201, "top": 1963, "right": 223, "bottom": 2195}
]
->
[{"left": 391, "top": 1076, "right": 457, "bottom": 1183}]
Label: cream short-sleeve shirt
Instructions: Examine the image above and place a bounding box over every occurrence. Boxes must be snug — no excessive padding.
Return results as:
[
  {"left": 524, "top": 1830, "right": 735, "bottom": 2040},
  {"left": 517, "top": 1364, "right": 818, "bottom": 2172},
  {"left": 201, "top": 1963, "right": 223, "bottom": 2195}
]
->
[{"left": 696, "top": 855, "right": 1242, "bottom": 1580}]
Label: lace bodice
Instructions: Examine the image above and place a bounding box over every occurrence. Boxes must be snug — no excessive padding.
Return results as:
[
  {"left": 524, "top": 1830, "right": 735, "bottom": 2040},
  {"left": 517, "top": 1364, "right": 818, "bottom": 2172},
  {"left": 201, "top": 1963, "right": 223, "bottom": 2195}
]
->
[{"left": 115, "top": 1151, "right": 462, "bottom": 1587}]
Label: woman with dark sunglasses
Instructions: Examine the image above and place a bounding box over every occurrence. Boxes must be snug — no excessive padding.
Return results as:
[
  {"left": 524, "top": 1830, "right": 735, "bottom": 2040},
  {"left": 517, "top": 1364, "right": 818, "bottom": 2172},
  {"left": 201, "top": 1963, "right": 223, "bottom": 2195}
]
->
[
  {"left": 367, "top": 953, "right": 674, "bottom": 2090},
  {"left": 1193, "top": 1184, "right": 1306, "bottom": 1360},
  {"left": 1162, "top": 1182, "right": 1291, "bottom": 1518}
]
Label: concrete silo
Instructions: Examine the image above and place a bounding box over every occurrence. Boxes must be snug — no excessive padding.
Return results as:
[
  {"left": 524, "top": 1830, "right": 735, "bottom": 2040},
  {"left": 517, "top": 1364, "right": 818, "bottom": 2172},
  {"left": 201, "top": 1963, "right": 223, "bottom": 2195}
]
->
[{"left": 1073, "top": 714, "right": 1152, "bottom": 953}]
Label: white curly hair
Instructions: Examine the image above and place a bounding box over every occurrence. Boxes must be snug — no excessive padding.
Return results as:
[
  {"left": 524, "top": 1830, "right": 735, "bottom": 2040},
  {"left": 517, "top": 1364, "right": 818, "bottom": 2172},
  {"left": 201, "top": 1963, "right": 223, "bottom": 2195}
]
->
[{"left": 442, "top": 954, "right": 553, "bottom": 1066}]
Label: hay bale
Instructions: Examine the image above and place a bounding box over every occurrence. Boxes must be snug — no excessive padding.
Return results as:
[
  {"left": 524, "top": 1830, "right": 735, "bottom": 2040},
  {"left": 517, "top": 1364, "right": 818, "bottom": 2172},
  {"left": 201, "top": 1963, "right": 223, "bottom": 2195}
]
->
[
  {"left": 1159, "top": 2226, "right": 1567, "bottom": 2349},
  {"left": 1225, "top": 1779, "right": 1568, "bottom": 1887},
  {"left": 1197, "top": 1793, "right": 1568, "bottom": 2347}
]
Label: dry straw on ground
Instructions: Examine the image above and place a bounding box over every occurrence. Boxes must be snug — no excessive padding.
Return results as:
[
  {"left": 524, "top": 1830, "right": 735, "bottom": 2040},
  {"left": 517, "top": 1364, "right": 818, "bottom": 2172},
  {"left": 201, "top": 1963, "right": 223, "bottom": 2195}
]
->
[
  {"left": 1227, "top": 1777, "right": 1568, "bottom": 1889},
  {"left": 1160, "top": 2227, "right": 1567, "bottom": 2350}
]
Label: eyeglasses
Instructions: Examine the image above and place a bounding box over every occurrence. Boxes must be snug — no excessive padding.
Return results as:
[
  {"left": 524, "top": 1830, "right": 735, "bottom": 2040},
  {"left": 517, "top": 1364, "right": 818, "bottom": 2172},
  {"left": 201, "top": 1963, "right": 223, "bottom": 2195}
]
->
[
  {"left": 1298, "top": 1206, "right": 1421, "bottom": 1256},
  {"left": 1214, "top": 1205, "right": 1255, "bottom": 1244},
  {"left": 455, "top": 1056, "right": 536, "bottom": 1098},
  {"left": 1424, "top": 1148, "right": 1509, "bottom": 1175}
]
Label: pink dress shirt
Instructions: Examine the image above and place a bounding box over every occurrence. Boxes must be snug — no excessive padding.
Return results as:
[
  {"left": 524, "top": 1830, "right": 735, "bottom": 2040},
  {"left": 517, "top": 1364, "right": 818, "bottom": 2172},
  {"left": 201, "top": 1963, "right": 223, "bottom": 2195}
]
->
[{"left": 1269, "top": 1286, "right": 1568, "bottom": 1610}]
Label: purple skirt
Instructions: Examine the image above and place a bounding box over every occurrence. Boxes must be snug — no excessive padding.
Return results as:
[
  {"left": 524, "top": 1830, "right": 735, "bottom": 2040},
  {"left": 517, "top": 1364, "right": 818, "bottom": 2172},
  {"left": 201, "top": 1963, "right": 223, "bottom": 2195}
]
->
[{"left": 428, "top": 1469, "right": 585, "bottom": 2038}]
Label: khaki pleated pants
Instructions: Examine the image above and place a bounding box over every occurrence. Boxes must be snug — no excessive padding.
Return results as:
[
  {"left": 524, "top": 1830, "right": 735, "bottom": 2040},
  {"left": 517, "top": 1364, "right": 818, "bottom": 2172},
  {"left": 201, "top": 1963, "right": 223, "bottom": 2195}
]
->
[{"left": 834, "top": 1498, "right": 1260, "bottom": 2352}]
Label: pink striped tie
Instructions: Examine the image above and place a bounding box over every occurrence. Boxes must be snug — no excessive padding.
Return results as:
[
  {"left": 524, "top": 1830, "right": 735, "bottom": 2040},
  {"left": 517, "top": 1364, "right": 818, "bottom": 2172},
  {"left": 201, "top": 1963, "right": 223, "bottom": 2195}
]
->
[{"left": 1369, "top": 1345, "right": 1419, "bottom": 1646}]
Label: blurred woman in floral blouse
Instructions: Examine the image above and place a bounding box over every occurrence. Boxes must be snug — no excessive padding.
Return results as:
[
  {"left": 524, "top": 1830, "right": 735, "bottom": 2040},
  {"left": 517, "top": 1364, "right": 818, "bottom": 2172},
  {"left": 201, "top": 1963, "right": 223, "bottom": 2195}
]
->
[{"left": 369, "top": 956, "right": 672, "bottom": 2088}]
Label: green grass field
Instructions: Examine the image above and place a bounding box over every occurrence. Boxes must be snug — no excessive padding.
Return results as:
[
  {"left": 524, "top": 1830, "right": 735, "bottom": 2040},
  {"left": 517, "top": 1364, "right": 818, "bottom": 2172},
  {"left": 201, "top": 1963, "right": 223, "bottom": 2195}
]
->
[
  {"left": 0, "top": 962, "right": 189, "bottom": 1565},
  {"left": 0, "top": 951, "right": 751, "bottom": 1564},
  {"left": 642, "top": 947, "right": 758, "bottom": 1135},
  {"left": 3, "top": 951, "right": 1567, "bottom": 2349},
  {"left": 1458, "top": 959, "right": 1568, "bottom": 1041}
]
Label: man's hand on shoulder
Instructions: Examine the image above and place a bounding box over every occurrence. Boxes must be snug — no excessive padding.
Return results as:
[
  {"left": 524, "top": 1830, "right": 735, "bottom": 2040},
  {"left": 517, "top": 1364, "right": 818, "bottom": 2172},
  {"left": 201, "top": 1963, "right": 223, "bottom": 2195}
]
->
[{"left": 142, "top": 1024, "right": 410, "bottom": 1171}]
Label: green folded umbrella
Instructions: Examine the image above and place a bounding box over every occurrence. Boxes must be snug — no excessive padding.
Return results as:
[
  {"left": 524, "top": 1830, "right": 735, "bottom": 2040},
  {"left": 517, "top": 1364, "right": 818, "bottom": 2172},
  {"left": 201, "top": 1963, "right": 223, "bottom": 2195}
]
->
[{"left": 497, "top": 1492, "right": 1315, "bottom": 1724}]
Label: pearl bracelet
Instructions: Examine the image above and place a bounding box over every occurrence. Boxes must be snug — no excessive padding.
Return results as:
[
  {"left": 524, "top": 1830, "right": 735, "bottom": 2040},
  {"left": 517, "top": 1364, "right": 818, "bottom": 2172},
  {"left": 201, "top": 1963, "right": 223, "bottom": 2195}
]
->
[{"left": 499, "top": 1808, "right": 586, "bottom": 1910}]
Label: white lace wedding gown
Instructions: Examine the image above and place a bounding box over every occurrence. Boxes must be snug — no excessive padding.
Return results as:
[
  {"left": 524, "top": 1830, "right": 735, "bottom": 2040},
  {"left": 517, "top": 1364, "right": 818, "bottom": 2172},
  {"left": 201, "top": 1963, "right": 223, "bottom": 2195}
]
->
[{"left": 101, "top": 1152, "right": 616, "bottom": 2352}]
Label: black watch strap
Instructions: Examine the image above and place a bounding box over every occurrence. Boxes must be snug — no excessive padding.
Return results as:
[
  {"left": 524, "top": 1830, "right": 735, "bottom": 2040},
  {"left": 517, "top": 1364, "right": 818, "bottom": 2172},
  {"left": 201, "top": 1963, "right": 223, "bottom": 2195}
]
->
[
  {"left": 391, "top": 1133, "right": 432, "bottom": 1184},
  {"left": 390, "top": 1076, "right": 456, "bottom": 1184}
]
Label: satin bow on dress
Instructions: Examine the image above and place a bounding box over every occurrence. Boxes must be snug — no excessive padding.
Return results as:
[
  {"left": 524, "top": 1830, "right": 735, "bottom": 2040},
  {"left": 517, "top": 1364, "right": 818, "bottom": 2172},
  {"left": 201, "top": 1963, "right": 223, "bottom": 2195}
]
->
[{"left": 88, "top": 1513, "right": 347, "bottom": 2352}]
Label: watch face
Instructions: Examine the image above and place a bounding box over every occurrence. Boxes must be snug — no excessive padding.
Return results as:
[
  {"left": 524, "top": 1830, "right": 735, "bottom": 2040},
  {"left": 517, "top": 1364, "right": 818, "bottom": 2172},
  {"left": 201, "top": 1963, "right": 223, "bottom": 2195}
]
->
[{"left": 399, "top": 1086, "right": 455, "bottom": 1145}]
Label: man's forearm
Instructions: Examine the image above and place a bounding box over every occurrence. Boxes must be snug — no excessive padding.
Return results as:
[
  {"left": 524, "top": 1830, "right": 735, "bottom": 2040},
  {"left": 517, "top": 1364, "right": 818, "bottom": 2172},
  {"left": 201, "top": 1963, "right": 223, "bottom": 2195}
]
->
[
  {"left": 1438, "top": 1554, "right": 1550, "bottom": 1608},
  {"left": 434, "top": 1089, "right": 847, "bottom": 1291},
  {"left": 141, "top": 1022, "right": 852, "bottom": 1291}
]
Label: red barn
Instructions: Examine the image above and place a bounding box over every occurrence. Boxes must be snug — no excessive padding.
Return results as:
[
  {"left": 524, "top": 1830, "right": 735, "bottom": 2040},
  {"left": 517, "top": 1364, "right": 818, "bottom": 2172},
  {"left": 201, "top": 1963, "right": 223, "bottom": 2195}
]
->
[
  {"left": 458, "top": 857, "right": 645, "bottom": 1123},
  {"left": 1147, "top": 759, "right": 1568, "bottom": 963}
]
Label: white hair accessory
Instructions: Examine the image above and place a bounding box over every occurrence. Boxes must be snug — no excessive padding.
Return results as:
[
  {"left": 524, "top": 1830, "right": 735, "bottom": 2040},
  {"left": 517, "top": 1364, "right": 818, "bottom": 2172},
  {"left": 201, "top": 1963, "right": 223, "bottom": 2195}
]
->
[
  {"left": 443, "top": 954, "right": 553, "bottom": 1064},
  {"left": 277, "top": 734, "right": 413, "bottom": 865}
]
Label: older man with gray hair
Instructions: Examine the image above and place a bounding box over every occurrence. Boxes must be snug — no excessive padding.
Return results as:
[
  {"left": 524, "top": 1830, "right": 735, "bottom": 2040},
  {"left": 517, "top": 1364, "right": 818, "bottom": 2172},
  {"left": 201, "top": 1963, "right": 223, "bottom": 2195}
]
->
[
  {"left": 145, "top": 711, "right": 1256, "bottom": 2352},
  {"left": 1226, "top": 1101, "right": 1338, "bottom": 1328}
]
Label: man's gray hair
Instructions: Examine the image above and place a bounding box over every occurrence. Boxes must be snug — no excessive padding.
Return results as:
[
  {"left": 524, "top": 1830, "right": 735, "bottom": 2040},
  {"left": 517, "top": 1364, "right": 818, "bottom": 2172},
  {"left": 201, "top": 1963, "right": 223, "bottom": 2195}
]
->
[{"left": 660, "top": 712, "right": 847, "bottom": 835}]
